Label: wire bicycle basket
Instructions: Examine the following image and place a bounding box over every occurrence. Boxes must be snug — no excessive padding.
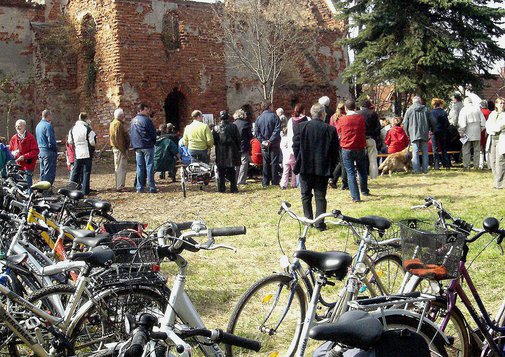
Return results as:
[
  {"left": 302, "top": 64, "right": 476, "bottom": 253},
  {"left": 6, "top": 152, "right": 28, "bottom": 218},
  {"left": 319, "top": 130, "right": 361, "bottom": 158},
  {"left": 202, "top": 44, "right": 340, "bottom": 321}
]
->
[{"left": 399, "top": 219, "right": 466, "bottom": 280}]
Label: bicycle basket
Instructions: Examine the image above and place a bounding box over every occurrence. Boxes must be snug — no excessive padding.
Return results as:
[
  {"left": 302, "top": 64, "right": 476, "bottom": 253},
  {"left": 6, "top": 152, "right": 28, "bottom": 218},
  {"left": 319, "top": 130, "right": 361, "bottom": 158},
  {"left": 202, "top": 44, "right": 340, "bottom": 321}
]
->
[
  {"left": 350, "top": 223, "right": 401, "bottom": 253},
  {"left": 399, "top": 219, "right": 466, "bottom": 280},
  {"left": 110, "top": 231, "right": 159, "bottom": 266},
  {"left": 186, "top": 162, "right": 213, "bottom": 184}
]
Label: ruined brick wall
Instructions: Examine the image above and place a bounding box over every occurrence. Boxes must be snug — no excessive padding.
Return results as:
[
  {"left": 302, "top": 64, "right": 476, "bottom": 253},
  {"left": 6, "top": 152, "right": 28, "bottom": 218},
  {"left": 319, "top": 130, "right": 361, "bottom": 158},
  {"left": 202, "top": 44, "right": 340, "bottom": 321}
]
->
[
  {"left": 0, "top": 0, "right": 44, "bottom": 137},
  {"left": 478, "top": 74, "right": 505, "bottom": 101}
]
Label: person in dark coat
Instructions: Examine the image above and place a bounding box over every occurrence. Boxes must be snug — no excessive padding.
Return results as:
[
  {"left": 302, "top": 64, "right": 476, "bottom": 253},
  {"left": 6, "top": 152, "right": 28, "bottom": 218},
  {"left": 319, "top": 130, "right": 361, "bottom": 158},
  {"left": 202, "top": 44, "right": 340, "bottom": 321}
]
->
[
  {"left": 358, "top": 99, "right": 381, "bottom": 178},
  {"left": 213, "top": 111, "right": 241, "bottom": 193},
  {"left": 430, "top": 98, "right": 451, "bottom": 169},
  {"left": 154, "top": 129, "right": 178, "bottom": 182},
  {"left": 293, "top": 103, "right": 339, "bottom": 231},
  {"left": 254, "top": 101, "right": 282, "bottom": 188},
  {"left": 233, "top": 109, "right": 253, "bottom": 185}
]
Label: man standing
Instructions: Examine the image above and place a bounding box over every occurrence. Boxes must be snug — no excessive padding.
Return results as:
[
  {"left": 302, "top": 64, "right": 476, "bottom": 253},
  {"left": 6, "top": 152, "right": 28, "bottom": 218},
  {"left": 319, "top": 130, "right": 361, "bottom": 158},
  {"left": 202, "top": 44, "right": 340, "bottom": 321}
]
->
[
  {"left": 130, "top": 103, "right": 157, "bottom": 193},
  {"left": 36, "top": 109, "right": 58, "bottom": 184},
  {"left": 404, "top": 96, "right": 430, "bottom": 174},
  {"left": 68, "top": 112, "right": 96, "bottom": 195},
  {"left": 109, "top": 108, "right": 130, "bottom": 191},
  {"left": 448, "top": 93, "right": 464, "bottom": 127},
  {"left": 358, "top": 99, "right": 381, "bottom": 179},
  {"left": 255, "top": 102, "right": 281, "bottom": 188},
  {"left": 9, "top": 119, "right": 39, "bottom": 188},
  {"left": 336, "top": 99, "right": 369, "bottom": 202},
  {"left": 293, "top": 103, "right": 338, "bottom": 230},
  {"left": 458, "top": 97, "right": 486, "bottom": 170},
  {"left": 183, "top": 110, "right": 214, "bottom": 164},
  {"left": 233, "top": 109, "right": 253, "bottom": 185},
  {"left": 319, "top": 96, "right": 335, "bottom": 124},
  {"left": 213, "top": 110, "right": 241, "bottom": 193}
]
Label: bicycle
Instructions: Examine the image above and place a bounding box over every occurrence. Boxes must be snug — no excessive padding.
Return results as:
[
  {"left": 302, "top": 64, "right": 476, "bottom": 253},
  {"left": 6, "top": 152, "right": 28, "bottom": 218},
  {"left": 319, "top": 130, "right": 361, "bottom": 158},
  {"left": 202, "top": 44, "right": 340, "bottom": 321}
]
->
[
  {"left": 399, "top": 209, "right": 505, "bottom": 357},
  {"left": 179, "top": 161, "right": 214, "bottom": 198},
  {"left": 226, "top": 201, "right": 405, "bottom": 357}
]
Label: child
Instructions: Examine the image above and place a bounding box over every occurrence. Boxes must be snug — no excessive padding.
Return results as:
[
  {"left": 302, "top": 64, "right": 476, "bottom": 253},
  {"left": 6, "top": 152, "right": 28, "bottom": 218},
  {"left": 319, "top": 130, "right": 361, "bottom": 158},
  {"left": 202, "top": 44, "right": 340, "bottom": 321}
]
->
[
  {"left": 385, "top": 117, "right": 410, "bottom": 154},
  {"left": 280, "top": 127, "right": 296, "bottom": 189}
]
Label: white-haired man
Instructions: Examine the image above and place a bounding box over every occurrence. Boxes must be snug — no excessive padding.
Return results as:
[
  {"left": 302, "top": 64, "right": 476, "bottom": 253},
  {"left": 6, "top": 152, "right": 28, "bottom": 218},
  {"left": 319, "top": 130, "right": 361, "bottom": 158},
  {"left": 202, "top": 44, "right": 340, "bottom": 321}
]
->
[
  {"left": 9, "top": 119, "right": 39, "bottom": 188},
  {"left": 318, "top": 96, "right": 335, "bottom": 124},
  {"left": 458, "top": 97, "right": 486, "bottom": 170},
  {"left": 404, "top": 96, "right": 430, "bottom": 174},
  {"left": 109, "top": 108, "right": 130, "bottom": 191}
]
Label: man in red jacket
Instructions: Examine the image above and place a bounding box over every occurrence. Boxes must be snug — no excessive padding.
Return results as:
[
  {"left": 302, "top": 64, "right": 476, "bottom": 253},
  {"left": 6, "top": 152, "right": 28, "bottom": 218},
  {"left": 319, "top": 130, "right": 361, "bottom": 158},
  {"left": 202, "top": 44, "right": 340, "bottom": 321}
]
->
[
  {"left": 336, "top": 99, "right": 369, "bottom": 202},
  {"left": 9, "top": 119, "right": 39, "bottom": 188}
]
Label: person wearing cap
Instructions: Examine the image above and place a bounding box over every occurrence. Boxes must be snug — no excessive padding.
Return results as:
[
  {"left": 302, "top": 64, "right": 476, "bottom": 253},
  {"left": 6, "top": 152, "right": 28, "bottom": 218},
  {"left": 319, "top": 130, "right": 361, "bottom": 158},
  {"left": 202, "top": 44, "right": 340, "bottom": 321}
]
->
[
  {"left": 109, "top": 108, "right": 130, "bottom": 191},
  {"left": 458, "top": 97, "right": 486, "bottom": 170},
  {"left": 9, "top": 119, "right": 39, "bottom": 188},
  {"left": 213, "top": 110, "right": 241, "bottom": 193},
  {"left": 183, "top": 110, "right": 214, "bottom": 164},
  {"left": 319, "top": 96, "right": 335, "bottom": 125}
]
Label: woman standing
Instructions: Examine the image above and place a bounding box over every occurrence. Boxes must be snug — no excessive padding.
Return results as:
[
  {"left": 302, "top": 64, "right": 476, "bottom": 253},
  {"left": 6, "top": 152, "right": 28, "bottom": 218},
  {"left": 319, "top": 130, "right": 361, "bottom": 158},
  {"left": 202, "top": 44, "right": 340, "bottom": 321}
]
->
[
  {"left": 329, "top": 101, "right": 347, "bottom": 189},
  {"left": 430, "top": 98, "right": 451, "bottom": 169},
  {"left": 486, "top": 97, "right": 505, "bottom": 189}
]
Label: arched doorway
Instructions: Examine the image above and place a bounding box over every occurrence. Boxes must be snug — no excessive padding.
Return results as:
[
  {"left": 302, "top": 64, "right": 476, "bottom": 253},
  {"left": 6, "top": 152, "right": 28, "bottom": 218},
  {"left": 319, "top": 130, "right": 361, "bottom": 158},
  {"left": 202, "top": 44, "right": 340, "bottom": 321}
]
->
[{"left": 164, "top": 87, "right": 186, "bottom": 131}]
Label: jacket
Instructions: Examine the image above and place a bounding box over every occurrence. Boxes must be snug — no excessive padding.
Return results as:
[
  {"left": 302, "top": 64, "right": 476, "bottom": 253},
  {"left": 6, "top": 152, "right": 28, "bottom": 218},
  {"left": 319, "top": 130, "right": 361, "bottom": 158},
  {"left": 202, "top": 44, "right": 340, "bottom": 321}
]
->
[
  {"left": 154, "top": 135, "right": 178, "bottom": 172},
  {"left": 430, "top": 108, "right": 450, "bottom": 133},
  {"left": 250, "top": 138, "right": 262, "bottom": 165},
  {"left": 213, "top": 120, "right": 241, "bottom": 167},
  {"left": 0, "top": 144, "right": 13, "bottom": 177},
  {"left": 449, "top": 101, "right": 464, "bottom": 127},
  {"left": 35, "top": 119, "right": 57, "bottom": 153},
  {"left": 109, "top": 119, "right": 130, "bottom": 152},
  {"left": 336, "top": 112, "right": 367, "bottom": 150},
  {"left": 68, "top": 120, "right": 96, "bottom": 159},
  {"left": 178, "top": 138, "right": 191, "bottom": 166},
  {"left": 9, "top": 131, "right": 39, "bottom": 171},
  {"left": 254, "top": 110, "right": 281, "bottom": 147},
  {"left": 385, "top": 126, "right": 409, "bottom": 154},
  {"left": 233, "top": 118, "right": 252, "bottom": 153},
  {"left": 293, "top": 119, "right": 339, "bottom": 177},
  {"left": 130, "top": 114, "right": 157, "bottom": 149},
  {"left": 358, "top": 108, "right": 381, "bottom": 140},
  {"left": 404, "top": 103, "right": 430, "bottom": 141},
  {"left": 183, "top": 120, "right": 214, "bottom": 150},
  {"left": 458, "top": 104, "right": 486, "bottom": 141}
]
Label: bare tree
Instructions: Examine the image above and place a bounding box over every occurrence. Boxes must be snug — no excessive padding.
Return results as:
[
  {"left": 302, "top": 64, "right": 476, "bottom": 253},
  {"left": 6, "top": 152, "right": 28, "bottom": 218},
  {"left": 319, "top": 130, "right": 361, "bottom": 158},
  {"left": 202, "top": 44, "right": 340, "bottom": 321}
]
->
[
  {"left": 213, "top": 0, "right": 314, "bottom": 102},
  {"left": 0, "top": 72, "right": 25, "bottom": 138}
]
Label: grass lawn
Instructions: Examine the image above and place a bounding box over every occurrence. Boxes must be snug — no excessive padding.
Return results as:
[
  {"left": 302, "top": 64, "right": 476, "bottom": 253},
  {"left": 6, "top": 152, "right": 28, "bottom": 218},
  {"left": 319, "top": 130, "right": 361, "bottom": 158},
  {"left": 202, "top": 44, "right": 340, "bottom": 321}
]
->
[{"left": 53, "top": 158, "right": 505, "bottom": 348}]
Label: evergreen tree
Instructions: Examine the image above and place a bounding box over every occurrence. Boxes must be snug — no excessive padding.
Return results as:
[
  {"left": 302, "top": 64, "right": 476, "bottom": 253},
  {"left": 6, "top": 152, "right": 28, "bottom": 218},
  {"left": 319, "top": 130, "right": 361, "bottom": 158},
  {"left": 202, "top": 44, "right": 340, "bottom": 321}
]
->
[{"left": 336, "top": 0, "right": 505, "bottom": 104}]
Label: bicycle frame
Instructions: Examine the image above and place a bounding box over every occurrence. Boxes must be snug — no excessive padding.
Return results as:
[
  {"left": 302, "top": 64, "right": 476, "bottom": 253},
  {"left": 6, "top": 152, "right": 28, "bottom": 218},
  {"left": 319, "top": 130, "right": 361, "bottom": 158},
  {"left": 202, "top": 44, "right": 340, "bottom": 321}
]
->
[{"left": 442, "top": 260, "right": 505, "bottom": 356}]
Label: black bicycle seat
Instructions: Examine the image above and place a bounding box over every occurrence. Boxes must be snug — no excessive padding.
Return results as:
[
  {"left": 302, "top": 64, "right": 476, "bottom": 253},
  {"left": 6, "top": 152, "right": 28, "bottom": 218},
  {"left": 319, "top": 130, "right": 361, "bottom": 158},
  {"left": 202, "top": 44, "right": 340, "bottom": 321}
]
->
[
  {"left": 84, "top": 198, "right": 111, "bottom": 212},
  {"left": 359, "top": 216, "right": 391, "bottom": 230},
  {"left": 63, "top": 227, "right": 95, "bottom": 239},
  {"left": 58, "top": 188, "right": 85, "bottom": 200},
  {"left": 293, "top": 250, "right": 352, "bottom": 280},
  {"left": 71, "top": 246, "right": 114, "bottom": 267},
  {"left": 309, "top": 310, "right": 383, "bottom": 350},
  {"left": 73, "top": 234, "right": 111, "bottom": 248}
]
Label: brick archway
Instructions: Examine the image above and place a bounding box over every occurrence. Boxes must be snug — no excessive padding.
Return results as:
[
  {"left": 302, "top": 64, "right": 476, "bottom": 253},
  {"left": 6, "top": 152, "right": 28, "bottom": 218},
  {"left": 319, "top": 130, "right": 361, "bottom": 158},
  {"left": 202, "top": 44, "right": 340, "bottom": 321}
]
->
[{"left": 164, "top": 87, "right": 187, "bottom": 131}]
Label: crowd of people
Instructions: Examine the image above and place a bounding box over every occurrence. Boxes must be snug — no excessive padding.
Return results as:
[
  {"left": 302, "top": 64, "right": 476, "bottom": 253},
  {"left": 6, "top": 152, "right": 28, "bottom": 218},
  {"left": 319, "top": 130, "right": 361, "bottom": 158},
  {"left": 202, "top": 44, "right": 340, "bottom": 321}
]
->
[{"left": 0, "top": 93, "right": 504, "bottom": 208}]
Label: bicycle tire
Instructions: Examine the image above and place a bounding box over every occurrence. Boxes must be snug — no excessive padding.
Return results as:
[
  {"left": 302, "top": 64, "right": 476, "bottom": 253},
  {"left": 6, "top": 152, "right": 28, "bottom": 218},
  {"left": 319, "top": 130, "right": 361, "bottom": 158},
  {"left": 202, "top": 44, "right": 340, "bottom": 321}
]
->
[
  {"left": 65, "top": 210, "right": 116, "bottom": 231},
  {"left": 181, "top": 167, "right": 187, "bottom": 198},
  {"left": 382, "top": 313, "right": 449, "bottom": 357},
  {"left": 70, "top": 284, "right": 168, "bottom": 354},
  {"left": 425, "top": 299, "right": 470, "bottom": 357},
  {"left": 226, "top": 273, "right": 307, "bottom": 357},
  {"left": 369, "top": 253, "right": 405, "bottom": 295}
]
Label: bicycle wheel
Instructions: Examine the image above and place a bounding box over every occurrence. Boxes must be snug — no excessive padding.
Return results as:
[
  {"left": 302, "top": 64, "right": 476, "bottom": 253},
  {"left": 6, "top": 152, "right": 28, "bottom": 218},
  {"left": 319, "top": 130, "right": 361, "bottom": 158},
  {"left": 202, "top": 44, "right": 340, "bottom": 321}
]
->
[
  {"left": 382, "top": 313, "right": 449, "bottom": 357},
  {"left": 70, "top": 284, "right": 168, "bottom": 355},
  {"left": 181, "top": 167, "right": 187, "bottom": 198},
  {"left": 369, "top": 253, "right": 405, "bottom": 295},
  {"left": 65, "top": 210, "right": 116, "bottom": 231},
  {"left": 226, "top": 273, "right": 307, "bottom": 357},
  {"left": 425, "top": 299, "right": 469, "bottom": 357}
]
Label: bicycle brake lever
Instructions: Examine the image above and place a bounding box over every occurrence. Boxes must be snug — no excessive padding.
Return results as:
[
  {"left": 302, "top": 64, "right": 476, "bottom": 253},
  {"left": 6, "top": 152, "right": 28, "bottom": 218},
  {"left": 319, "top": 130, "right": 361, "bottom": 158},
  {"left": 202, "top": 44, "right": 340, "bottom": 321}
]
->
[{"left": 206, "top": 244, "right": 237, "bottom": 253}]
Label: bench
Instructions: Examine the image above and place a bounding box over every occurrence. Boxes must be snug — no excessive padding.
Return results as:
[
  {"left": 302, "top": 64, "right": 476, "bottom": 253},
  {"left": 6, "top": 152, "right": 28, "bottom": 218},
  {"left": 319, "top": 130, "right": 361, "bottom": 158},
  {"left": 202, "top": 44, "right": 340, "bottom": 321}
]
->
[{"left": 377, "top": 151, "right": 460, "bottom": 159}]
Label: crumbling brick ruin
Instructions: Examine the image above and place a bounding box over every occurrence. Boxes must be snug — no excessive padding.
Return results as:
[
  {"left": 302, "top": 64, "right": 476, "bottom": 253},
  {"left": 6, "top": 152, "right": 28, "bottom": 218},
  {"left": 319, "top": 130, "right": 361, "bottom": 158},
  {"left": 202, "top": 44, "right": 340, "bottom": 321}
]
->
[{"left": 0, "top": 0, "right": 349, "bottom": 144}]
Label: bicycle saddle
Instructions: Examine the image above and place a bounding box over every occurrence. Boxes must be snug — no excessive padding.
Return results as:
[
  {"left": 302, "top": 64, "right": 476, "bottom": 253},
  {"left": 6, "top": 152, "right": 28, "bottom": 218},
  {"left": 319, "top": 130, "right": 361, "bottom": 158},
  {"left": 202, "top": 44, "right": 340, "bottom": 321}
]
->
[
  {"left": 63, "top": 227, "right": 96, "bottom": 239},
  {"left": 58, "top": 188, "right": 85, "bottom": 200},
  {"left": 71, "top": 246, "right": 115, "bottom": 267},
  {"left": 359, "top": 216, "right": 391, "bottom": 230},
  {"left": 73, "top": 234, "right": 111, "bottom": 248},
  {"left": 293, "top": 250, "right": 352, "bottom": 280},
  {"left": 309, "top": 310, "right": 383, "bottom": 350},
  {"left": 84, "top": 198, "right": 111, "bottom": 212}
]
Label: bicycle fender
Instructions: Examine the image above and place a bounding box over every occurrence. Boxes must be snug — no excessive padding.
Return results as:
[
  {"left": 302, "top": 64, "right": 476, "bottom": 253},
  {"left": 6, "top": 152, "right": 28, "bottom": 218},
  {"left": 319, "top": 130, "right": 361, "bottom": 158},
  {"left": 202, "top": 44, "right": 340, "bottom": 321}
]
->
[{"left": 369, "top": 309, "right": 450, "bottom": 345}]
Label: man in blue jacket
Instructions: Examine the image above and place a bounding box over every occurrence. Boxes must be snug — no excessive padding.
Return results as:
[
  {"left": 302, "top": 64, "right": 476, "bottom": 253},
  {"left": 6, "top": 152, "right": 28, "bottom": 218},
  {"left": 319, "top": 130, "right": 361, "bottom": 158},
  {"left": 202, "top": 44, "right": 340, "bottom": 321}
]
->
[
  {"left": 36, "top": 109, "right": 58, "bottom": 184},
  {"left": 130, "top": 103, "right": 157, "bottom": 193},
  {"left": 254, "top": 101, "right": 282, "bottom": 188}
]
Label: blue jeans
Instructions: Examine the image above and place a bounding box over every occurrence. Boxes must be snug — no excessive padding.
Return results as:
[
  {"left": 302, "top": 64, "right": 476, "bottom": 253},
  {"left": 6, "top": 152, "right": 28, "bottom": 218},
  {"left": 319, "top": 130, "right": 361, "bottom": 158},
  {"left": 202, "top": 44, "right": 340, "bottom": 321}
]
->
[
  {"left": 342, "top": 149, "right": 369, "bottom": 201},
  {"left": 71, "top": 158, "right": 92, "bottom": 195},
  {"left": 39, "top": 151, "right": 57, "bottom": 184},
  {"left": 135, "top": 148, "right": 156, "bottom": 192},
  {"left": 188, "top": 149, "right": 209, "bottom": 164},
  {"left": 412, "top": 140, "right": 429, "bottom": 173}
]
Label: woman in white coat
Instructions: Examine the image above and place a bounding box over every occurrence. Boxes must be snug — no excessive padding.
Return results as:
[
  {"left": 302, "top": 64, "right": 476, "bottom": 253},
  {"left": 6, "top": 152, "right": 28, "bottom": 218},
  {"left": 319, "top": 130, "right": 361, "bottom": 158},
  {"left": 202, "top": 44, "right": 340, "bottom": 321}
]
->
[{"left": 486, "top": 97, "right": 505, "bottom": 189}]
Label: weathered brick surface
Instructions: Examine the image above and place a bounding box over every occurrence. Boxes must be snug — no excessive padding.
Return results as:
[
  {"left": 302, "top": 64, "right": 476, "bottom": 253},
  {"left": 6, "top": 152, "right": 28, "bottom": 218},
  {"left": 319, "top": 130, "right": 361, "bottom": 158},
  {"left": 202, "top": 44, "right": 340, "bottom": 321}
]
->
[{"left": 1, "top": 0, "right": 347, "bottom": 144}]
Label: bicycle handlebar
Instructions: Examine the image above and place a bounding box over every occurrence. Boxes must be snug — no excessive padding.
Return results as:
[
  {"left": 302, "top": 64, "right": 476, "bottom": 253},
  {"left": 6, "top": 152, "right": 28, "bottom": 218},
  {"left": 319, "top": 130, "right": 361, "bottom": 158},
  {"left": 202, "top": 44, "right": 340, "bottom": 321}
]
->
[
  {"left": 178, "top": 328, "right": 261, "bottom": 352},
  {"left": 279, "top": 201, "right": 341, "bottom": 226}
]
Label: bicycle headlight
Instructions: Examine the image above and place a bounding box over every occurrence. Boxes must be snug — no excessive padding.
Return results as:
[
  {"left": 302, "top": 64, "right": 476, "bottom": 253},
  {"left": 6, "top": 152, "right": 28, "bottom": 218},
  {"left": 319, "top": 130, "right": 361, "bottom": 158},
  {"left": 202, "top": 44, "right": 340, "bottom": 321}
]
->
[
  {"left": 279, "top": 255, "right": 290, "bottom": 269},
  {"left": 355, "top": 262, "right": 367, "bottom": 274}
]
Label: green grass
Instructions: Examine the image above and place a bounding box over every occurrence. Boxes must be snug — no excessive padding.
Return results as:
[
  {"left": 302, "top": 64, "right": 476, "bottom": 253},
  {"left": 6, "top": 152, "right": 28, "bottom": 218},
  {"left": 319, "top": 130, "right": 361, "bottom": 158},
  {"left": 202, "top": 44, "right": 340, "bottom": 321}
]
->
[{"left": 55, "top": 161, "right": 505, "bottom": 339}]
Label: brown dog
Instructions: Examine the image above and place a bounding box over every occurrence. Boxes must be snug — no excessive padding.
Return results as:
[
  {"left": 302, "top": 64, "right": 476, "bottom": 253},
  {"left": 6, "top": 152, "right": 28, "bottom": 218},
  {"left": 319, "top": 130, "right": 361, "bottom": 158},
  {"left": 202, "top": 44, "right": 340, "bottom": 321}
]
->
[{"left": 379, "top": 147, "right": 411, "bottom": 176}]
